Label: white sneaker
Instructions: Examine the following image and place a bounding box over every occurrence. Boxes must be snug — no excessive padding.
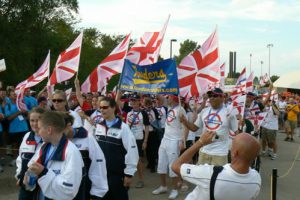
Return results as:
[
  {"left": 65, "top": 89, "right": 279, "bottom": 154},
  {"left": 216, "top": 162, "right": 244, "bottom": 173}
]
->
[
  {"left": 271, "top": 154, "right": 277, "bottom": 160},
  {"left": 152, "top": 186, "right": 168, "bottom": 195},
  {"left": 168, "top": 189, "right": 179, "bottom": 199}
]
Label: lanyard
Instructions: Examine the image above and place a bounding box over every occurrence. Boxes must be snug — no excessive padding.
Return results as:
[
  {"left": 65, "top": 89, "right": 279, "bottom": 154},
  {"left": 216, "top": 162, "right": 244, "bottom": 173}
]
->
[
  {"left": 44, "top": 145, "right": 56, "bottom": 166},
  {"left": 206, "top": 107, "right": 223, "bottom": 124}
]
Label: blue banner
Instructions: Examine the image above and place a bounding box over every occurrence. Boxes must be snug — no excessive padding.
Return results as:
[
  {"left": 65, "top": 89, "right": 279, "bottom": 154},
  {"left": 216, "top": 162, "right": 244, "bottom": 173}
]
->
[{"left": 119, "top": 59, "right": 179, "bottom": 95}]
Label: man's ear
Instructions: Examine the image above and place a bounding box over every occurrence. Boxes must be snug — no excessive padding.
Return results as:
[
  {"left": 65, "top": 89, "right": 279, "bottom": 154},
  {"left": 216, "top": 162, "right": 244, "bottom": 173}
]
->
[{"left": 47, "top": 126, "right": 53, "bottom": 135}]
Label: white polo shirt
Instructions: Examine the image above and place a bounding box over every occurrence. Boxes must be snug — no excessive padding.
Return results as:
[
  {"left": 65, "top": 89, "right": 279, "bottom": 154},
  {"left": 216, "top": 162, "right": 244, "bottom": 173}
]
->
[{"left": 181, "top": 163, "right": 261, "bottom": 200}]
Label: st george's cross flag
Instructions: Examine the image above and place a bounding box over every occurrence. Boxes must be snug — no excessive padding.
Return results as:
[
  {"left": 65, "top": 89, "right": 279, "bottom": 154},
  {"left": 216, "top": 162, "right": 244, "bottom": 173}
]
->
[
  {"left": 15, "top": 51, "right": 50, "bottom": 95},
  {"left": 177, "top": 28, "right": 220, "bottom": 98},
  {"left": 231, "top": 67, "right": 246, "bottom": 100},
  {"left": 230, "top": 94, "right": 246, "bottom": 117},
  {"left": 126, "top": 17, "right": 169, "bottom": 65},
  {"left": 219, "top": 62, "right": 226, "bottom": 89},
  {"left": 16, "top": 87, "right": 28, "bottom": 111},
  {"left": 48, "top": 32, "right": 83, "bottom": 85},
  {"left": 81, "top": 34, "right": 131, "bottom": 93},
  {"left": 246, "top": 71, "right": 254, "bottom": 92}
]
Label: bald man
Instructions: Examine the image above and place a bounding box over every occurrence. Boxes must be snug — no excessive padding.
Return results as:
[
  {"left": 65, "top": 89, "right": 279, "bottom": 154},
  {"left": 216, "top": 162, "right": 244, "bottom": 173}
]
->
[{"left": 172, "top": 132, "right": 261, "bottom": 200}]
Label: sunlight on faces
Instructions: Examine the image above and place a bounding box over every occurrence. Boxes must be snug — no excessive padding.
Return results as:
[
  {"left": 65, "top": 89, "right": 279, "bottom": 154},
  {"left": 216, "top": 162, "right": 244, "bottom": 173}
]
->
[
  {"left": 99, "top": 101, "right": 115, "bottom": 120},
  {"left": 38, "top": 120, "right": 51, "bottom": 143},
  {"left": 52, "top": 94, "right": 67, "bottom": 111},
  {"left": 29, "top": 112, "right": 42, "bottom": 133}
]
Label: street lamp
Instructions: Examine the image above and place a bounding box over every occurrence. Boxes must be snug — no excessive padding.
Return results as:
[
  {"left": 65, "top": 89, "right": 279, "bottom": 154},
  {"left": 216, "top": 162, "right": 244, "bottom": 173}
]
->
[
  {"left": 260, "top": 61, "right": 264, "bottom": 77},
  {"left": 170, "top": 39, "right": 177, "bottom": 58},
  {"left": 267, "top": 44, "right": 273, "bottom": 76},
  {"left": 249, "top": 53, "right": 252, "bottom": 73}
]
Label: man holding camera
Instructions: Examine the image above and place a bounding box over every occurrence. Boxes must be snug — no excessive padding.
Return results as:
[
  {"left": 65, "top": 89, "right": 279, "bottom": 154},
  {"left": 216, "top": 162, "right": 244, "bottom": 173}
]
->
[{"left": 180, "top": 88, "right": 238, "bottom": 165}]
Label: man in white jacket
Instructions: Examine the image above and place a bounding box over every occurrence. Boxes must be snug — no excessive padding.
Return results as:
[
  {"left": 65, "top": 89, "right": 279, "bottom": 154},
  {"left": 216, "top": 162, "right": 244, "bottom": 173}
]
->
[{"left": 26, "top": 111, "right": 83, "bottom": 200}]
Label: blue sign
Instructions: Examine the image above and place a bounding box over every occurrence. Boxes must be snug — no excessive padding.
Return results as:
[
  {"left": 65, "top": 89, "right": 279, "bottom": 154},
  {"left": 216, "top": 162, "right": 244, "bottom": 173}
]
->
[{"left": 119, "top": 59, "right": 179, "bottom": 95}]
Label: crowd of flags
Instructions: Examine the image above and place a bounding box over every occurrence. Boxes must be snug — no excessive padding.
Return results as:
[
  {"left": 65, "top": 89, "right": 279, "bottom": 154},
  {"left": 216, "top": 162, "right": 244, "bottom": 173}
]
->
[{"left": 10, "top": 15, "right": 272, "bottom": 123}]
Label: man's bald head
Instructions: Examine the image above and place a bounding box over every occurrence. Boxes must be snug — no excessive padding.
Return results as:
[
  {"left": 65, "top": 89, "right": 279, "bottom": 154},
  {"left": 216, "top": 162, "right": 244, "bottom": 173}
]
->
[{"left": 231, "top": 133, "right": 260, "bottom": 165}]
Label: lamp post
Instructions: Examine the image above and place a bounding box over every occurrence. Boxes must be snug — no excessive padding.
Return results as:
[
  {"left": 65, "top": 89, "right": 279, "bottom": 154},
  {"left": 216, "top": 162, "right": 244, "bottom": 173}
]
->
[
  {"left": 267, "top": 44, "right": 273, "bottom": 76},
  {"left": 260, "top": 61, "right": 264, "bottom": 77},
  {"left": 250, "top": 53, "right": 252, "bottom": 73},
  {"left": 170, "top": 39, "right": 177, "bottom": 58}
]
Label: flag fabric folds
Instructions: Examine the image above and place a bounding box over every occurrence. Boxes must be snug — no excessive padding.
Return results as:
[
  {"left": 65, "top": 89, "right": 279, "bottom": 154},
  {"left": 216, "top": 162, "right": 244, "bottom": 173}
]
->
[
  {"left": 246, "top": 72, "right": 254, "bottom": 92},
  {"left": 177, "top": 28, "right": 220, "bottom": 98},
  {"left": 15, "top": 51, "right": 50, "bottom": 95},
  {"left": 49, "top": 32, "right": 83, "bottom": 85},
  {"left": 231, "top": 67, "right": 246, "bottom": 100},
  {"left": 126, "top": 17, "right": 169, "bottom": 65},
  {"left": 81, "top": 34, "right": 131, "bottom": 93},
  {"left": 0, "top": 59, "right": 6, "bottom": 72},
  {"left": 119, "top": 59, "right": 179, "bottom": 95},
  {"left": 219, "top": 62, "right": 226, "bottom": 89},
  {"left": 259, "top": 73, "right": 271, "bottom": 87},
  {"left": 231, "top": 94, "right": 246, "bottom": 117}
]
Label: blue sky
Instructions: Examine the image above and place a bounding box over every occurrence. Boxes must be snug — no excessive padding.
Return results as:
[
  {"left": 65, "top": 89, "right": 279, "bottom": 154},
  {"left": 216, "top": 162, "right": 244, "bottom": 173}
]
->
[{"left": 77, "top": 0, "right": 300, "bottom": 78}]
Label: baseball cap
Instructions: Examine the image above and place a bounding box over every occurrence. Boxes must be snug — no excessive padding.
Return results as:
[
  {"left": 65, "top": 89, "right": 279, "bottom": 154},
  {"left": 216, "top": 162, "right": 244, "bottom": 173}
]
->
[
  {"left": 207, "top": 88, "right": 224, "bottom": 96},
  {"left": 130, "top": 93, "right": 141, "bottom": 100}
]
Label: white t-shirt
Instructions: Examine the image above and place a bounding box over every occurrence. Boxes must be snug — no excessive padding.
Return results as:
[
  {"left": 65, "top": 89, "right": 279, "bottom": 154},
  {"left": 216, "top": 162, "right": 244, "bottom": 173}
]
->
[
  {"left": 261, "top": 106, "right": 278, "bottom": 130},
  {"left": 277, "top": 101, "right": 287, "bottom": 112},
  {"left": 164, "top": 105, "right": 186, "bottom": 140},
  {"left": 126, "top": 110, "right": 146, "bottom": 140},
  {"left": 69, "top": 110, "right": 83, "bottom": 128},
  {"left": 194, "top": 106, "right": 238, "bottom": 156},
  {"left": 181, "top": 163, "right": 261, "bottom": 200}
]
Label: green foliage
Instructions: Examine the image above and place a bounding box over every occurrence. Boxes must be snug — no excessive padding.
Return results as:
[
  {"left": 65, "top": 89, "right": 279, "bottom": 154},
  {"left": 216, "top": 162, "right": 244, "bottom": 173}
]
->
[
  {"left": 174, "top": 39, "right": 198, "bottom": 64},
  {"left": 0, "top": 0, "right": 128, "bottom": 93},
  {"left": 270, "top": 75, "right": 279, "bottom": 82}
]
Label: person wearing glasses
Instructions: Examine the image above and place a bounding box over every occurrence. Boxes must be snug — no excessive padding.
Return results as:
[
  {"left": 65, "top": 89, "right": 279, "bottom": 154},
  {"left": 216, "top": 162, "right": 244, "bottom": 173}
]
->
[
  {"left": 52, "top": 90, "right": 107, "bottom": 199},
  {"left": 95, "top": 96, "right": 139, "bottom": 200},
  {"left": 180, "top": 88, "right": 238, "bottom": 166}
]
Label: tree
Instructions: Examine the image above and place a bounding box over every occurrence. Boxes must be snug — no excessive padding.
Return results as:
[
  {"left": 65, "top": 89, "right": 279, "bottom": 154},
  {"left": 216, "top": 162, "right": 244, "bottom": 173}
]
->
[
  {"left": 0, "top": 0, "right": 79, "bottom": 87},
  {"left": 270, "top": 75, "right": 279, "bottom": 83},
  {"left": 174, "top": 39, "right": 198, "bottom": 64}
]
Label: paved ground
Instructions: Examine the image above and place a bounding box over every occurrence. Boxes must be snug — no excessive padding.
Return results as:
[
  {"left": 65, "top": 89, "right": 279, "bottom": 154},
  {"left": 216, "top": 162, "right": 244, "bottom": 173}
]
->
[{"left": 1, "top": 130, "right": 300, "bottom": 200}]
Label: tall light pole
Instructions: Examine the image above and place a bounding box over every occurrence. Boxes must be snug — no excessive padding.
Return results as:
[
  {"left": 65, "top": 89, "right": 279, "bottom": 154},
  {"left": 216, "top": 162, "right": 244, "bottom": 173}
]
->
[
  {"left": 267, "top": 44, "right": 273, "bottom": 76},
  {"left": 260, "top": 61, "right": 264, "bottom": 77},
  {"left": 249, "top": 53, "right": 252, "bottom": 73},
  {"left": 170, "top": 39, "right": 177, "bottom": 58}
]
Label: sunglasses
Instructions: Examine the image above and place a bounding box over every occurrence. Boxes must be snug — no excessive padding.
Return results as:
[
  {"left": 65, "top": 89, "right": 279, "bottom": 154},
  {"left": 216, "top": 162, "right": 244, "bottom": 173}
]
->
[
  {"left": 208, "top": 94, "right": 222, "bottom": 98},
  {"left": 99, "top": 106, "right": 110, "bottom": 110},
  {"left": 52, "top": 99, "right": 64, "bottom": 103}
]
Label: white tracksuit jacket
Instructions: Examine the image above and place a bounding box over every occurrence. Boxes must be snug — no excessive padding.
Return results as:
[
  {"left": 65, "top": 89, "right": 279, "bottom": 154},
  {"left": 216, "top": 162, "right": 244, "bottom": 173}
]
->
[{"left": 28, "top": 135, "right": 84, "bottom": 200}]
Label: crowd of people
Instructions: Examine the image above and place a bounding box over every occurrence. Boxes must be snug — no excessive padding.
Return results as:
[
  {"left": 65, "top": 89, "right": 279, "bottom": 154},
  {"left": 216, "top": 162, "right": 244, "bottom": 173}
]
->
[{"left": 0, "top": 79, "right": 298, "bottom": 200}]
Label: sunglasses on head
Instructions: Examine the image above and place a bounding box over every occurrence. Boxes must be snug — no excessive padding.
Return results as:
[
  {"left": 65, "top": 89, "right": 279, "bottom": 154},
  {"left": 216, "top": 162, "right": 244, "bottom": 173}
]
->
[
  {"left": 99, "top": 106, "right": 110, "bottom": 110},
  {"left": 52, "top": 99, "right": 64, "bottom": 103},
  {"left": 208, "top": 93, "right": 222, "bottom": 98}
]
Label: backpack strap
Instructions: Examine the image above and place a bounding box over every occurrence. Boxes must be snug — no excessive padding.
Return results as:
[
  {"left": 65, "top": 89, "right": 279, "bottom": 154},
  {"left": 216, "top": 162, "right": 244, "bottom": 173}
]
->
[{"left": 210, "top": 166, "right": 224, "bottom": 200}]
